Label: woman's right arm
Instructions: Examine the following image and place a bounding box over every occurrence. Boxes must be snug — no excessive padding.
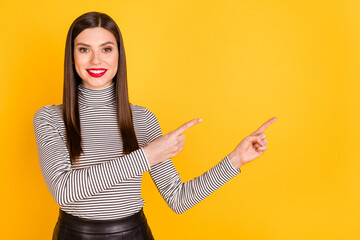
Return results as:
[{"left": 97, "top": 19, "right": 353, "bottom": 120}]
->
[{"left": 33, "top": 105, "right": 151, "bottom": 206}]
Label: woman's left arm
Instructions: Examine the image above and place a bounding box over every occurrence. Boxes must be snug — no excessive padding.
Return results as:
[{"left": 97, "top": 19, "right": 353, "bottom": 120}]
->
[
  {"left": 150, "top": 155, "right": 240, "bottom": 214},
  {"left": 144, "top": 108, "right": 278, "bottom": 214}
]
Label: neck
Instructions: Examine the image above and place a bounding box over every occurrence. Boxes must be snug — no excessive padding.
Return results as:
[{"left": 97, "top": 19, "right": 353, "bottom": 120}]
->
[{"left": 78, "top": 82, "right": 116, "bottom": 107}]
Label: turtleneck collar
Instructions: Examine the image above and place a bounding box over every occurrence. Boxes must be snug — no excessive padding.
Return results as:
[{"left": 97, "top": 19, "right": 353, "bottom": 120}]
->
[{"left": 78, "top": 82, "right": 116, "bottom": 107}]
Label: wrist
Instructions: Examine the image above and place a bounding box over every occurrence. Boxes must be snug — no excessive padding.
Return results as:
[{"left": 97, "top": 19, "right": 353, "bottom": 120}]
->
[{"left": 228, "top": 151, "right": 242, "bottom": 169}]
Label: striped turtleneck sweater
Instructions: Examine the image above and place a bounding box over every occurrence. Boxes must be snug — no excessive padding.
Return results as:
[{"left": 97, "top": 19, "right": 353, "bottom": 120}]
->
[{"left": 33, "top": 82, "right": 241, "bottom": 220}]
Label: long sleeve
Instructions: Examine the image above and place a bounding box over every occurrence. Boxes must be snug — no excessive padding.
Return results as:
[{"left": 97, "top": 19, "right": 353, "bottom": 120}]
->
[
  {"left": 33, "top": 105, "right": 151, "bottom": 206},
  {"left": 144, "top": 108, "right": 241, "bottom": 214}
]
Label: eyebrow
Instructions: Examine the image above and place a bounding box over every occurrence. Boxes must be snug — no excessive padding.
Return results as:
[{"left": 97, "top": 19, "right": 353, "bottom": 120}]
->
[{"left": 76, "top": 41, "right": 115, "bottom": 47}]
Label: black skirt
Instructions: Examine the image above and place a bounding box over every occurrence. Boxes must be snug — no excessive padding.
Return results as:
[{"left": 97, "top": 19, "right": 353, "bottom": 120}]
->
[{"left": 52, "top": 208, "right": 155, "bottom": 240}]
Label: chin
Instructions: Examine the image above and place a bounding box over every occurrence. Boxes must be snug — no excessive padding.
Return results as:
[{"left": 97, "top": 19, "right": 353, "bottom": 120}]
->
[{"left": 83, "top": 79, "right": 113, "bottom": 90}]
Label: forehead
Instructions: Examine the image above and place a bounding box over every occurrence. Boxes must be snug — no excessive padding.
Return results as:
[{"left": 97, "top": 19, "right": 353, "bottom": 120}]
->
[{"left": 74, "top": 27, "right": 116, "bottom": 44}]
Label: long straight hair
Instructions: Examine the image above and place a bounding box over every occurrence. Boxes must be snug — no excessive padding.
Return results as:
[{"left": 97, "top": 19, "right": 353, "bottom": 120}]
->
[{"left": 63, "top": 12, "right": 139, "bottom": 164}]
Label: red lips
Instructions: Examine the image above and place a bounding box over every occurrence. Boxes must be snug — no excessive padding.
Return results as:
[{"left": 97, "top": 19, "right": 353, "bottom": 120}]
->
[{"left": 86, "top": 68, "right": 107, "bottom": 78}]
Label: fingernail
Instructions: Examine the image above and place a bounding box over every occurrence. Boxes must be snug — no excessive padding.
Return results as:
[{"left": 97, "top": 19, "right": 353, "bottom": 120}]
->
[{"left": 198, "top": 118, "right": 203, "bottom": 122}]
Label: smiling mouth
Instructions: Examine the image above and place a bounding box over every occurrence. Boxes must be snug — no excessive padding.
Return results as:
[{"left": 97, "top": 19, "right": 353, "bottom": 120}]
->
[{"left": 86, "top": 68, "right": 107, "bottom": 77}]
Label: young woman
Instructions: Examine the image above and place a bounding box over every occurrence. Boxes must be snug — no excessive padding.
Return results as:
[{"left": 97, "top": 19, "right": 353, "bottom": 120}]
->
[{"left": 33, "top": 11, "right": 277, "bottom": 240}]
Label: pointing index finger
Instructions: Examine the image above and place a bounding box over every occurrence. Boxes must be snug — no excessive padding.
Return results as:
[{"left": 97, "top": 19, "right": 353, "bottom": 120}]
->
[
  {"left": 251, "top": 117, "right": 278, "bottom": 136},
  {"left": 172, "top": 118, "right": 203, "bottom": 135}
]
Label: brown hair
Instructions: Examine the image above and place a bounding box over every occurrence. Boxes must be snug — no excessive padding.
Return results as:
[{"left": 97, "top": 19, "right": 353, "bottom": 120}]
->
[{"left": 63, "top": 12, "right": 139, "bottom": 164}]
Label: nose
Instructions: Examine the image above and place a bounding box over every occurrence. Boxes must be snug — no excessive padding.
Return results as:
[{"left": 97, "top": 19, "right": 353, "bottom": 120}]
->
[{"left": 90, "top": 51, "right": 101, "bottom": 65}]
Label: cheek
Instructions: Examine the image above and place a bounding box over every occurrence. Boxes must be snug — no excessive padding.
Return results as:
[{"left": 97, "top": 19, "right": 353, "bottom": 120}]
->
[
  {"left": 73, "top": 56, "right": 86, "bottom": 77},
  {"left": 74, "top": 54, "right": 88, "bottom": 72},
  {"left": 73, "top": 54, "right": 80, "bottom": 69},
  {"left": 110, "top": 54, "right": 119, "bottom": 71}
]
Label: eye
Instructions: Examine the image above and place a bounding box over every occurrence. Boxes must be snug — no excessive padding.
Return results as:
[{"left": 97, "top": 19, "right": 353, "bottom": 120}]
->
[
  {"left": 79, "top": 47, "right": 89, "bottom": 53},
  {"left": 103, "top": 47, "right": 112, "bottom": 52}
]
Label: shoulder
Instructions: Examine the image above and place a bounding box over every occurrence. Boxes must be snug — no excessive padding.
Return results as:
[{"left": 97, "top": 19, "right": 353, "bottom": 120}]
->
[
  {"left": 130, "top": 103, "right": 156, "bottom": 116},
  {"left": 130, "top": 103, "right": 146, "bottom": 112},
  {"left": 33, "top": 104, "right": 63, "bottom": 125},
  {"left": 130, "top": 103, "right": 158, "bottom": 119}
]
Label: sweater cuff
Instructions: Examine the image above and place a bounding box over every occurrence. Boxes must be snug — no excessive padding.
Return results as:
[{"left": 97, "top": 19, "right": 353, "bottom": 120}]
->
[
  {"left": 140, "top": 147, "right": 151, "bottom": 171},
  {"left": 223, "top": 155, "right": 241, "bottom": 176}
]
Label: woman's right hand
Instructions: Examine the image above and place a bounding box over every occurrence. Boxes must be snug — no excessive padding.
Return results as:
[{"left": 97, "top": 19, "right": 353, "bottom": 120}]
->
[{"left": 143, "top": 118, "right": 203, "bottom": 166}]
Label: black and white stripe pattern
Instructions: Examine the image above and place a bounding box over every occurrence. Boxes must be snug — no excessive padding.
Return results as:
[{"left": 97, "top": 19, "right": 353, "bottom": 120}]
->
[{"left": 33, "top": 82, "right": 240, "bottom": 220}]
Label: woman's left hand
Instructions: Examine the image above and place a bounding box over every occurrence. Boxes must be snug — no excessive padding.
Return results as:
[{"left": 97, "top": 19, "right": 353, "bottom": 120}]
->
[{"left": 228, "top": 117, "right": 278, "bottom": 169}]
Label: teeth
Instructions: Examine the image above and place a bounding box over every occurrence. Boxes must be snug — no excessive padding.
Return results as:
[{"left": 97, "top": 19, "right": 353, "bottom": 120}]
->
[{"left": 89, "top": 70, "right": 105, "bottom": 74}]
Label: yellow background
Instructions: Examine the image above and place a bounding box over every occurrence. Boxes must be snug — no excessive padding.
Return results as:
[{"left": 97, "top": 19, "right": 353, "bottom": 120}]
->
[{"left": 1, "top": 0, "right": 359, "bottom": 239}]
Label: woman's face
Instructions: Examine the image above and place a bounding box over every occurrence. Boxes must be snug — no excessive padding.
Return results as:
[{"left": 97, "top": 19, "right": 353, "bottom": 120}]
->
[{"left": 73, "top": 27, "right": 119, "bottom": 90}]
